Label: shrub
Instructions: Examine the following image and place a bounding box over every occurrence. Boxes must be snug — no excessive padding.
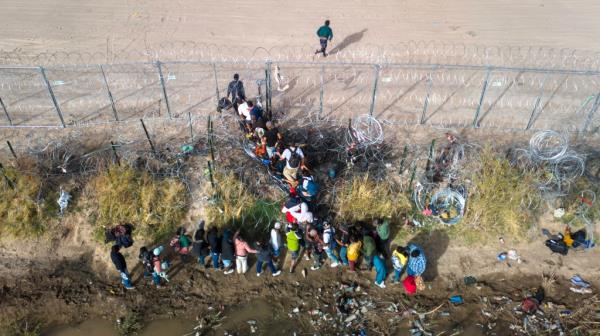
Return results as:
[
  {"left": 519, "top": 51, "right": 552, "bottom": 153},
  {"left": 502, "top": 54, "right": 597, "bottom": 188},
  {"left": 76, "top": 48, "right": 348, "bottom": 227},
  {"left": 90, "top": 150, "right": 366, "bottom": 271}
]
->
[
  {"left": 457, "top": 146, "right": 542, "bottom": 242},
  {"left": 0, "top": 167, "right": 56, "bottom": 237},
  {"left": 334, "top": 174, "right": 411, "bottom": 223},
  {"left": 90, "top": 164, "right": 188, "bottom": 241},
  {"left": 205, "top": 172, "right": 281, "bottom": 235}
]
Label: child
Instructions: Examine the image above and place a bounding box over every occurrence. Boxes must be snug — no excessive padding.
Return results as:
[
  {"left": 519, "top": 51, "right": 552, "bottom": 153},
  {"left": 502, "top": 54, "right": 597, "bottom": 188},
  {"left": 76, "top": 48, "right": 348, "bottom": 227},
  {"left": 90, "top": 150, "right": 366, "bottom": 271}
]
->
[
  {"left": 347, "top": 237, "right": 362, "bottom": 272},
  {"left": 391, "top": 246, "right": 408, "bottom": 283}
]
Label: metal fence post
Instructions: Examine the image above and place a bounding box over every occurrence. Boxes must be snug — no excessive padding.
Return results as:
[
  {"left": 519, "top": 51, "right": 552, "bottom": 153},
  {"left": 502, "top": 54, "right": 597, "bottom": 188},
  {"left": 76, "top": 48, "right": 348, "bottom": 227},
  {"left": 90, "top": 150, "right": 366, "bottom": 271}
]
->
[
  {"left": 369, "top": 65, "right": 381, "bottom": 117},
  {"left": 7, "top": 140, "right": 17, "bottom": 161},
  {"left": 188, "top": 111, "right": 194, "bottom": 143},
  {"left": 420, "top": 72, "right": 434, "bottom": 124},
  {"left": 213, "top": 63, "right": 220, "bottom": 105},
  {"left": 155, "top": 61, "right": 172, "bottom": 119},
  {"left": 581, "top": 92, "right": 600, "bottom": 132},
  {"left": 525, "top": 74, "right": 548, "bottom": 130},
  {"left": 472, "top": 69, "right": 491, "bottom": 128},
  {"left": 0, "top": 97, "right": 12, "bottom": 126},
  {"left": 140, "top": 119, "right": 158, "bottom": 157},
  {"left": 99, "top": 65, "right": 119, "bottom": 121},
  {"left": 265, "top": 61, "right": 272, "bottom": 119},
  {"left": 39, "top": 67, "right": 66, "bottom": 128},
  {"left": 319, "top": 65, "right": 324, "bottom": 119}
]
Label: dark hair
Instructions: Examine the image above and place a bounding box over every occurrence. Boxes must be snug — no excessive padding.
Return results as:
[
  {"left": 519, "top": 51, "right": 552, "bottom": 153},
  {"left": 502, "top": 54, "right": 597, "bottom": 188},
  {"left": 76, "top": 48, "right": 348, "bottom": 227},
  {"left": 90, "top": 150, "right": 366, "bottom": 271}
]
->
[
  {"left": 234, "top": 73, "right": 239, "bottom": 80},
  {"left": 395, "top": 246, "right": 406, "bottom": 254},
  {"left": 177, "top": 227, "right": 186, "bottom": 236},
  {"left": 140, "top": 246, "right": 148, "bottom": 253},
  {"left": 411, "top": 249, "right": 421, "bottom": 258},
  {"left": 291, "top": 223, "right": 299, "bottom": 231},
  {"left": 247, "top": 101, "right": 254, "bottom": 107},
  {"left": 301, "top": 169, "right": 311, "bottom": 177},
  {"left": 236, "top": 97, "right": 244, "bottom": 104},
  {"left": 325, "top": 20, "right": 330, "bottom": 26},
  {"left": 111, "top": 245, "right": 120, "bottom": 253}
]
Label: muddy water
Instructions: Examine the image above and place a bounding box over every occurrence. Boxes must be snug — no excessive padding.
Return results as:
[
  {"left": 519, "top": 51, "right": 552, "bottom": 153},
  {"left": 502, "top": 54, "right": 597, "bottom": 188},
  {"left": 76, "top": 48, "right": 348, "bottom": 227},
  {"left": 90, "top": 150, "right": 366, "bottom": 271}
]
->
[
  {"left": 44, "top": 318, "right": 197, "bottom": 336},
  {"left": 45, "top": 300, "right": 294, "bottom": 336}
]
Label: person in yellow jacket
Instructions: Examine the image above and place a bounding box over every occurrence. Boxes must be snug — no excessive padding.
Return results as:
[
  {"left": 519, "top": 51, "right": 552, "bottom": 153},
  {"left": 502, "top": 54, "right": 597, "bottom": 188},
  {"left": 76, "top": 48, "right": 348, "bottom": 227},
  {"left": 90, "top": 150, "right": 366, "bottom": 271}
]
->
[
  {"left": 347, "top": 237, "right": 362, "bottom": 272},
  {"left": 286, "top": 224, "right": 303, "bottom": 273},
  {"left": 391, "top": 246, "right": 408, "bottom": 283}
]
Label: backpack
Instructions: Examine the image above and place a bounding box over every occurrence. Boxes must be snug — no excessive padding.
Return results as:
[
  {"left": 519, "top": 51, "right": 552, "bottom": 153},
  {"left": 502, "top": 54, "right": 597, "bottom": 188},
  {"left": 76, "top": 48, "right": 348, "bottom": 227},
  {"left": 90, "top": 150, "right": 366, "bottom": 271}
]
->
[
  {"left": 288, "top": 147, "right": 302, "bottom": 169},
  {"left": 217, "top": 97, "right": 232, "bottom": 112},
  {"left": 545, "top": 239, "right": 568, "bottom": 255},
  {"left": 116, "top": 235, "right": 133, "bottom": 248},
  {"left": 304, "top": 178, "right": 319, "bottom": 196}
]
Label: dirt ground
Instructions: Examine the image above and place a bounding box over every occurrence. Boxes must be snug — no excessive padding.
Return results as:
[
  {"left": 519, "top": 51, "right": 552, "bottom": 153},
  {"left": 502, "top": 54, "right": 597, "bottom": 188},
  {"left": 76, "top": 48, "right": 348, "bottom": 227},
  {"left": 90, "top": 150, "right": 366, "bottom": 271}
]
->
[{"left": 2, "top": 0, "right": 600, "bottom": 61}]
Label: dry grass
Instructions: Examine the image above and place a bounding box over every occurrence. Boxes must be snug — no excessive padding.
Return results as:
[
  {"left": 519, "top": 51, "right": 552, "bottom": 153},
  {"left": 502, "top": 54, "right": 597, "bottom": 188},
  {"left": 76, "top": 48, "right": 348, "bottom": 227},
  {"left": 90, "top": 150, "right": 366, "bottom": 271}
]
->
[
  {"left": 335, "top": 174, "right": 411, "bottom": 223},
  {"left": 0, "top": 166, "right": 57, "bottom": 238},
  {"left": 204, "top": 172, "right": 281, "bottom": 235},
  {"left": 89, "top": 164, "right": 188, "bottom": 241},
  {"left": 454, "top": 146, "right": 542, "bottom": 243}
]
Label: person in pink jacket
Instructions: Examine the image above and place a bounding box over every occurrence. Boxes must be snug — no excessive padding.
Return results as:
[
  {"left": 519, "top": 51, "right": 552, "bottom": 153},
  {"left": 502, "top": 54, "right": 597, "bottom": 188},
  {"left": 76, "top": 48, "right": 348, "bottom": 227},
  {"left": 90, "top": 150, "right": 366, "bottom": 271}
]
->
[{"left": 234, "top": 230, "right": 257, "bottom": 274}]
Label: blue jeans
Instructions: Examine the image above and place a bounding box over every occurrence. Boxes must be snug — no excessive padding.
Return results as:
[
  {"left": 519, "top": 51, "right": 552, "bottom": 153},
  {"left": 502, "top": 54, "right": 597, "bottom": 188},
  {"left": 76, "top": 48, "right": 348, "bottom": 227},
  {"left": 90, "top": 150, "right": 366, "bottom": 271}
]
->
[
  {"left": 119, "top": 270, "right": 133, "bottom": 288},
  {"left": 339, "top": 246, "right": 349, "bottom": 265},
  {"left": 256, "top": 259, "right": 277, "bottom": 274},
  {"left": 152, "top": 272, "right": 161, "bottom": 285},
  {"left": 272, "top": 247, "right": 281, "bottom": 257},
  {"left": 375, "top": 266, "right": 387, "bottom": 284},
  {"left": 211, "top": 252, "right": 220, "bottom": 269},
  {"left": 393, "top": 269, "right": 402, "bottom": 282},
  {"left": 325, "top": 248, "right": 339, "bottom": 264}
]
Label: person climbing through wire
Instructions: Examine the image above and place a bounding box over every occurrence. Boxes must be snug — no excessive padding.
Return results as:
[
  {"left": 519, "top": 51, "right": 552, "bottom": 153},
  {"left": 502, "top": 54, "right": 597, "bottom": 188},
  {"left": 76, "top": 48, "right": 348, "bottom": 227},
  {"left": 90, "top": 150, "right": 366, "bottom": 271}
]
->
[
  {"left": 315, "top": 20, "right": 333, "bottom": 57},
  {"left": 227, "top": 73, "right": 246, "bottom": 112},
  {"left": 296, "top": 169, "right": 319, "bottom": 202},
  {"left": 279, "top": 143, "right": 305, "bottom": 188}
]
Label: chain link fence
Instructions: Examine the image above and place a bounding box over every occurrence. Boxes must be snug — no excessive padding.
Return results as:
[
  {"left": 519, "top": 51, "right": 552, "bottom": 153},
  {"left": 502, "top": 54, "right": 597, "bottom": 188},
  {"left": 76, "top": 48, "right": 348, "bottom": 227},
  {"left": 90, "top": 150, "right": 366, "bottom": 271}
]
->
[{"left": 0, "top": 58, "right": 599, "bottom": 133}]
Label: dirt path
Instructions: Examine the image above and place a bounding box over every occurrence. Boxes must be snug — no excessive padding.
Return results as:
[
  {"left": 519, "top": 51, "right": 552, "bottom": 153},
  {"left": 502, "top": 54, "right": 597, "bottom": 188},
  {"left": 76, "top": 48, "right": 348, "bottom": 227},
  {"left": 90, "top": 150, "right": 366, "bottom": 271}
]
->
[{"left": 2, "top": 0, "right": 600, "bottom": 60}]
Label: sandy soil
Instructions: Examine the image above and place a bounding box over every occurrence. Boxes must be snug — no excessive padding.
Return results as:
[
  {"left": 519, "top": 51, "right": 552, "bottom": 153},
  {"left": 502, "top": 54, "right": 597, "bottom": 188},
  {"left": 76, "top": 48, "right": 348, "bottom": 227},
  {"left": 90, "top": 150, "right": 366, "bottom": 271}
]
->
[{"left": 1, "top": 0, "right": 600, "bottom": 59}]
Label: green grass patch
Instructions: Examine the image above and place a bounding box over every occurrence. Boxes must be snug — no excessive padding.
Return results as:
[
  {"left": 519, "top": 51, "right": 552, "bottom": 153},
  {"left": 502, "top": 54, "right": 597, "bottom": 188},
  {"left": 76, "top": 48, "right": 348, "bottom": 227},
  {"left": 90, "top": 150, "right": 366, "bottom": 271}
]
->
[
  {"left": 456, "top": 146, "right": 542, "bottom": 243},
  {"left": 205, "top": 172, "right": 282, "bottom": 236},
  {"left": 89, "top": 164, "right": 188, "bottom": 242},
  {"left": 0, "top": 166, "right": 57, "bottom": 238}
]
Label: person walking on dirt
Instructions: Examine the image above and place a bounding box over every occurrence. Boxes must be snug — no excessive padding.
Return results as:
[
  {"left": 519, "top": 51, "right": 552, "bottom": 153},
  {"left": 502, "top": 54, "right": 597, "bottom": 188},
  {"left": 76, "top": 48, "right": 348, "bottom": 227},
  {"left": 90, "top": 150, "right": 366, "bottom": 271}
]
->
[
  {"left": 207, "top": 227, "right": 221, "bottom": 270},
  {"left": 221, "top": 229, "right": 236, "bottom": 274},
  {"left": 335, "top": 224, "right": 351, "bottom": 266},
  {"left": 306, "top": 227, "right": 324, "bottom": 270},
  {"left": 375, "top": 218, "right": 391, "bottom": 256},
  {"left": 391, "top": 246, "right": 408, "bottom": 284},
  {"left": 373, "top": 253, "right": 387, "bottom": 289},
  {"left": 361, "top": 228, "right": 376, "bottom": 270},
  {"left": 315, "top": 20, "right": 333, "bottom": 57},
  {"left": 270, "top": 222, "right": 284, "bottom": 261},
  {"left": 151, "top": 246, "right": 168, "bottom": 287},
  {"left": 323, "top": 222, "right": 340, "bottom": 268},
  {"left": 170, "top": 227, "right": 191, "bottom": 262},
  {"left": 227, "top": 73, "right": 246, "bottom": 111},
  {"left": 192, "top": 221, "right": 210, "bottom": 268},
  {"left": 406, "top": 244, "right": 427, "bottom": 277},
  {"left": 110, "top": 245, "right": 134, "bottom": 290},
  {"left": 347, "top": 236, "right": 362, "bottom": 272},
  {"left": 138, "top": 246, "right": 154, "bottom": 278},
  {"left": 234, "top": 230, "right": 258, "bottom": 274},
  {"left": 256, "top": 241, "right": 282, "bottom": 277},
  {"left": 286, "top": 223, "right": 303, "bottom": 272}
]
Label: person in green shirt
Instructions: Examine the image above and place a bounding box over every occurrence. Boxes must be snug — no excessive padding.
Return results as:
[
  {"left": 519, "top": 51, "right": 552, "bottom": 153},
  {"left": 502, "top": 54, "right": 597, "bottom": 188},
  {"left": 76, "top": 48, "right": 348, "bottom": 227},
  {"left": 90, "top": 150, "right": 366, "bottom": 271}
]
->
[
  {"left": 361, "top": 229, "right": 376, "bottom": 270},
  {"left": 375, "top": 218, "right": 391, "bottom": 256},
  {"left": 315, "top": 20, "right": 333, "bottom": 57}
]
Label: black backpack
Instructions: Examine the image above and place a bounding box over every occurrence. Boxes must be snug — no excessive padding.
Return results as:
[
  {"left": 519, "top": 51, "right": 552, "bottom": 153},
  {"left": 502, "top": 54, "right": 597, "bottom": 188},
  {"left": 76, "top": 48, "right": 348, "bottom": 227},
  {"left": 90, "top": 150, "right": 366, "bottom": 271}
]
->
[
  {"left": 288, "top": 147, "right": 302, "bottom": 169},
  {"left": 545, "top": 239, "right": 568, "bottom": 255}
]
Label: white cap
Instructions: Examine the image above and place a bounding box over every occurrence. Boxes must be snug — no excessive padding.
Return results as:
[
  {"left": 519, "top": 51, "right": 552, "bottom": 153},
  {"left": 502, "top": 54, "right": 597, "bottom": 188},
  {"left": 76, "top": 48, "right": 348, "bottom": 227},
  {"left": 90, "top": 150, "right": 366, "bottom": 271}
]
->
[{"left": 274, "top": 222, "right": 282, "bottom": 229}]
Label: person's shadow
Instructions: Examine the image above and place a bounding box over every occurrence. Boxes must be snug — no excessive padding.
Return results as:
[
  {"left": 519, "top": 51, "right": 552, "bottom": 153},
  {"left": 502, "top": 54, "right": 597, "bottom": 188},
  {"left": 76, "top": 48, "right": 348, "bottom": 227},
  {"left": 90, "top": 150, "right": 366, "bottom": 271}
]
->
[
  {"left": 329, "top": 29, "right": 368, "bottom": 55},
  {"left": 407, "top": 230, "right": 449, "bottom": 281}
]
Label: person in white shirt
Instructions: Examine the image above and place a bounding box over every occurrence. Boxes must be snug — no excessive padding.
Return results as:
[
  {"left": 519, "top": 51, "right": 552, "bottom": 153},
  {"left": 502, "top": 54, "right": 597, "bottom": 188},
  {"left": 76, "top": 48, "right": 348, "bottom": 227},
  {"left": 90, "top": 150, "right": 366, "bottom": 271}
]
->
[
  {"left": 322, "top": 222, "right": 340, "bottom": 268},
  {"left": 279, "top": 144, "right": 305, "bottom": 186},
  {"left": 238, "top": 99, "right": 252, "bottom": 121},
  {"left": 270, "top": 222, "right": 284, "bottom": 260}
]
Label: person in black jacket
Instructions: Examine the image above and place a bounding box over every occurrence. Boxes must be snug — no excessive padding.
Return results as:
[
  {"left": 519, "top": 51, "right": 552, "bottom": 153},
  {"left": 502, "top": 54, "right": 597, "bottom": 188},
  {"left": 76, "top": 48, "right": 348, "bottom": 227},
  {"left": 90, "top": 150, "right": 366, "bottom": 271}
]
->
[
  {"left": 227, "top": 74, "right": 246, "bottom": 112},
  {"left": 192, "top": 221, "right": 209, "bottom": 268},
  {"left": 221, "top": 229, "right": 235, "bottom": 274},
  {"left": 110, "top": 245, "right": 134, "bottom": 289},
  {"left": 207, "top": 226, "right": 221, "bottom": 269},
  {"left": 255, "top": 241, "right": 282, "bottom": 277}
]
